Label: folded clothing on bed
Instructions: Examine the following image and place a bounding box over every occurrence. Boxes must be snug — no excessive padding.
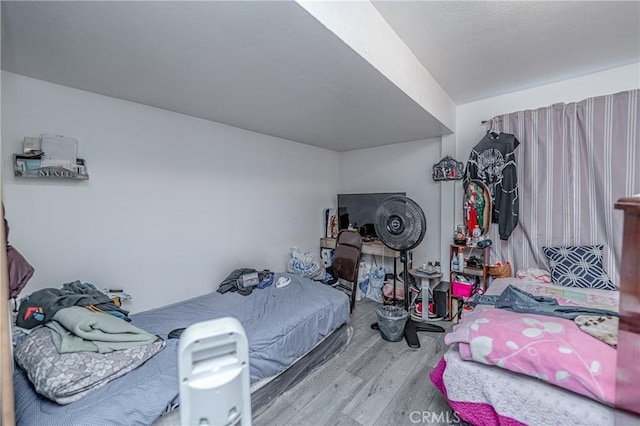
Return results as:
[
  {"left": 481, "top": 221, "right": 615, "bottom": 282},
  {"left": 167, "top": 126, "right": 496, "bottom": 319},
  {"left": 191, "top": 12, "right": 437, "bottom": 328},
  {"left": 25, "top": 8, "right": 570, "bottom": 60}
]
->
[
  {"left": 45, "top": 306, "right": 157, "bottom": 353},
  {"left": 14, "top": 327, "right": 164, "bottom": 404},
  {"left": 16, "top": 281, "right": 129, "bottom": 329}
]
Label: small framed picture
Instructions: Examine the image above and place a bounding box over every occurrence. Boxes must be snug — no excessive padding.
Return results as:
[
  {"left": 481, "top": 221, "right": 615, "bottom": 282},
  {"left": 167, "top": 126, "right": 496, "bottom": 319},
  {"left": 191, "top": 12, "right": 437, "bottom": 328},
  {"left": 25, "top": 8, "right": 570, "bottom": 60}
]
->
[{"left": 433, "top": 156, "right": 464, "bottom": 181}]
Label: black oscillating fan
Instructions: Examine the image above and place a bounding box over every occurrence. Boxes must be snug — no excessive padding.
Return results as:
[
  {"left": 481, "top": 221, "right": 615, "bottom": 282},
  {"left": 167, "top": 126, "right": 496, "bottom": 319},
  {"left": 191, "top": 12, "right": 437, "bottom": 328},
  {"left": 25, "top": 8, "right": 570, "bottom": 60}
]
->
[{"left": 370, "top": 195, "right": 444, "bottom": 348}]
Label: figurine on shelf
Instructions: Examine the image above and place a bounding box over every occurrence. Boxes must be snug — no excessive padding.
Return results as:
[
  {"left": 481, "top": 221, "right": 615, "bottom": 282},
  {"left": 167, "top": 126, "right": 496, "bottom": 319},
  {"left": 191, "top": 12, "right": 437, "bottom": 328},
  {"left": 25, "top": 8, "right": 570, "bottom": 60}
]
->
[
  {"left": 463, "top": 181, "right": 491, "bottom": 238},
  {"left": 454, "top": 224, "right": 467, "bottom": 245},
  {"left": 471, "top": 224, "right": 482, "bottom": 244}
]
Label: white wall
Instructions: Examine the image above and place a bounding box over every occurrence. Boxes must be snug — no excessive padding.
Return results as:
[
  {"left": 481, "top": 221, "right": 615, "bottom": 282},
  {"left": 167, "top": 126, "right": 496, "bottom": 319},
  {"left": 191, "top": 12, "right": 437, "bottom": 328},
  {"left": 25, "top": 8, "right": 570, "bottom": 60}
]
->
[
  {"left": 1, "top": 72, "right": 340, "bottom": 313},
  {"left": 339, "top": 138, "right": 443, "bottom": 269},
  {"left": 444, "top": 63, "right": 640, "bottom": 250},
  {"left": 5, "top": 62, "right": 638, "bottom": 313}
]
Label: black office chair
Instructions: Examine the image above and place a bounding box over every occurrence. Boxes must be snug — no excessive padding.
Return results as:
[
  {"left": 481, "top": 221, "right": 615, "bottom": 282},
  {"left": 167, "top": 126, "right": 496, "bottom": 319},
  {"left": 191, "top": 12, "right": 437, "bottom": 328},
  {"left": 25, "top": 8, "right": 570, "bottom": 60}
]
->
[{"left": 332, "top": 230, "right": 363, "bottom": 312}]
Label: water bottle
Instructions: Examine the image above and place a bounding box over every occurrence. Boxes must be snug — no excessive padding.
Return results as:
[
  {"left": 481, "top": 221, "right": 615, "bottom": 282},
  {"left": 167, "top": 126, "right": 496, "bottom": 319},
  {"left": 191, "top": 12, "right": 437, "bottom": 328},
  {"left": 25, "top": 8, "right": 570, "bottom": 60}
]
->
[
  {"left": 452, "top": 254, "right": 459, "bottom": 272},
  {"left": 457, "top": 248, "right": 465, "bottom": 272}
]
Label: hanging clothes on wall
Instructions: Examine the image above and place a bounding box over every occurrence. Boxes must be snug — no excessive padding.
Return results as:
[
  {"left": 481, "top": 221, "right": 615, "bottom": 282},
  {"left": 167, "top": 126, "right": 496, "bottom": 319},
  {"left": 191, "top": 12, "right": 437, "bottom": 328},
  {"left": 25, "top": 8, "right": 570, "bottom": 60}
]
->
[{"left": 464, "top": 132, "right": 520, "bottom": 240}]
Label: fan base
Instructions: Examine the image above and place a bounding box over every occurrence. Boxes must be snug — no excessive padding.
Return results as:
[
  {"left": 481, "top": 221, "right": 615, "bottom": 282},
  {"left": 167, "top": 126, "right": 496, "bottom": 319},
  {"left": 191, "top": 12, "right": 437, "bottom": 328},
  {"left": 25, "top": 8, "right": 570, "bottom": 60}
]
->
[{"left": 370, "top": 319, "right": 444, "bottom": 348}]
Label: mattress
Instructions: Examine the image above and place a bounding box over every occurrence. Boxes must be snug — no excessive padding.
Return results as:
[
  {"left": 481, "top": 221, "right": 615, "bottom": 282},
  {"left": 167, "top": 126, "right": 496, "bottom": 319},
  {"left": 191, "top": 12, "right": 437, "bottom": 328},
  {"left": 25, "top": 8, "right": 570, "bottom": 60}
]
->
[
  {"left": 431, "top": 346, "right": 632, "bottom": 426},
  {"left": 431, "top": 277, "right": 633, "bottom": 425},
  {"left": 14, "top": 273, "right": 350, "bottom": 426}
]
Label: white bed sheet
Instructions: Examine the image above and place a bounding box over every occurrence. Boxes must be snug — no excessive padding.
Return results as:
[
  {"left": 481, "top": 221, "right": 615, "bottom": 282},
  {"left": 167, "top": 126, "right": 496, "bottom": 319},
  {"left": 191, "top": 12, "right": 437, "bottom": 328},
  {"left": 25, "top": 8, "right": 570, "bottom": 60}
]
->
[{"left": 441, "top": 346, "right": 632, "bottom": 425}]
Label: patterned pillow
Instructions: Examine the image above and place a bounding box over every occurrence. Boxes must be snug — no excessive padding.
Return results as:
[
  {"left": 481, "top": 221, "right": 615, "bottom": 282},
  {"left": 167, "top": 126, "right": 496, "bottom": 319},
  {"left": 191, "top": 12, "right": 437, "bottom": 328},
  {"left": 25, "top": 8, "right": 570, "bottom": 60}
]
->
[{"left": 542, "top": 245, "right": 615, "bottom": 290}]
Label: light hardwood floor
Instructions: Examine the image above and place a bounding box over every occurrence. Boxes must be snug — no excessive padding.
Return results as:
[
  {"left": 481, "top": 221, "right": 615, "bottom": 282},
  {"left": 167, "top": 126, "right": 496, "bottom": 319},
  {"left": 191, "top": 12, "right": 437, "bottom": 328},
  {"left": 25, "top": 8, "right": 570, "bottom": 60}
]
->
[{"left": 254, "top": 299, "right": 457, "bottom": 426}]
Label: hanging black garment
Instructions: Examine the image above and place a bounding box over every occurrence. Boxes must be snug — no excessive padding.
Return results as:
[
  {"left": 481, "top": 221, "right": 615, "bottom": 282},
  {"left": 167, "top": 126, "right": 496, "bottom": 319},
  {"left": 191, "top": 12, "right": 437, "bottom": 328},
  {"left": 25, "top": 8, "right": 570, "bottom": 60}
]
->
[{"left": 464, "top": 132, "right": 520, "bottom": 240}]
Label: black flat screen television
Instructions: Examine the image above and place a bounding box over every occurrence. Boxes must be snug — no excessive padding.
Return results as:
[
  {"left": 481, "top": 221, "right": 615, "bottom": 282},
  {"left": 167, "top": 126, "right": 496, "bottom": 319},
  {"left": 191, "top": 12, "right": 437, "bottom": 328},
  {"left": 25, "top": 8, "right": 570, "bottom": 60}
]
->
[{"left": 337, "top": 192, "right": 406, "bottom": 239}]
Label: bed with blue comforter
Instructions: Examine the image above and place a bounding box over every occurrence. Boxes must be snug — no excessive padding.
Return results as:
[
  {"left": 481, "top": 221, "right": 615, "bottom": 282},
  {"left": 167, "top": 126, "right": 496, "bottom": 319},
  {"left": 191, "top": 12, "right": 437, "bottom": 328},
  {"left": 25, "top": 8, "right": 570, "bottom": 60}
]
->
[{"left": 14, "top": 273, "right": 350, "bottom": 425}]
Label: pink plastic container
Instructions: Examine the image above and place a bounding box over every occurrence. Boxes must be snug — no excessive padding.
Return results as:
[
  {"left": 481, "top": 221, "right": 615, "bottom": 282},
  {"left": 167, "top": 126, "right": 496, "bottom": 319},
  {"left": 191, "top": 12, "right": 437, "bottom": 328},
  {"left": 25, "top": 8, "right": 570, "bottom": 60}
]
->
[{"left": 451, "top": 281, "right": 474, "bottom": 297}]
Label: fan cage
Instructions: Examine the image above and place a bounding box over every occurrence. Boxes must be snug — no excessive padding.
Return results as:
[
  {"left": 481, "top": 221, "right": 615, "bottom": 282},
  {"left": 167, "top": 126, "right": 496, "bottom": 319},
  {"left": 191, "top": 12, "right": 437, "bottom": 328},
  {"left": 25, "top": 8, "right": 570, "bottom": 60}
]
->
[{"left": 374, "top": 196, "right": 426, "bottom": 252}]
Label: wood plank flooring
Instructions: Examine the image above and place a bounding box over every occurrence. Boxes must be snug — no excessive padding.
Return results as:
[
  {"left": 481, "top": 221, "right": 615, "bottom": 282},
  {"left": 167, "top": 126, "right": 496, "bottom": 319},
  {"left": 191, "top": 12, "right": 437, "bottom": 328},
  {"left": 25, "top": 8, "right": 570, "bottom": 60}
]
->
[{"left": 255, "top": 299, "right": 456, "bottom": 426}]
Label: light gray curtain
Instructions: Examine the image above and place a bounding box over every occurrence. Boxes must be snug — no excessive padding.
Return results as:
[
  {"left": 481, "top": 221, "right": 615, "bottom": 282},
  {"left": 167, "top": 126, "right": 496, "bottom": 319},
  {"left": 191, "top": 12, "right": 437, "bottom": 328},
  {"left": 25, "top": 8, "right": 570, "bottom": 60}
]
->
[{"left": 487, "top": 89, "right": 639, "bottom": 286}]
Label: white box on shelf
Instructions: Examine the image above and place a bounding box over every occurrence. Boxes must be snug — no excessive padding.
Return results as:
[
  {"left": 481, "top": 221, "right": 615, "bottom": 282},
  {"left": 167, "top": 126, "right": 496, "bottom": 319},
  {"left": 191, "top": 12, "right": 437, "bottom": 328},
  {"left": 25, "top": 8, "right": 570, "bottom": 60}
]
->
[{"left": 41, "top": 134, "right": 78, "bottom": 164}]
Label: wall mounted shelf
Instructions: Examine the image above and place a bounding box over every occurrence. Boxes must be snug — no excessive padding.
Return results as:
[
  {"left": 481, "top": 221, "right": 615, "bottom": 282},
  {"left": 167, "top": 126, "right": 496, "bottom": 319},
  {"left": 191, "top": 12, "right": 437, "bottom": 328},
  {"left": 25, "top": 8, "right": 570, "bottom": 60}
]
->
[{"left": 13, "top": 154, "right": 89, "bottom": 180}]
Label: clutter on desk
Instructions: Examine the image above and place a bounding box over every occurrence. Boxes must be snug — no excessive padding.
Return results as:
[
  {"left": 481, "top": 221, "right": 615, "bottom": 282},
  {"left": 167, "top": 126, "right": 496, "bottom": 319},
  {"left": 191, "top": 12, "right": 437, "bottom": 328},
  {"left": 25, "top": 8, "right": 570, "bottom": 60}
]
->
[
  {"left": 323, "top": 208, "right": 338, "bottom": 238},
  {"left": 416, "top": 261, "right": 441, "bottom": 275}
]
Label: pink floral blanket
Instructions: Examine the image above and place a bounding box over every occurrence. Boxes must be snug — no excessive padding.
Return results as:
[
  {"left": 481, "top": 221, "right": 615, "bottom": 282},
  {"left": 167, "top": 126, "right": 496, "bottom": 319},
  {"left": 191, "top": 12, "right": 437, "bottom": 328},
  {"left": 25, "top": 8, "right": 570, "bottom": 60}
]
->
[{"left": 445, "top": 307, "right": 616, "bottom": 405}]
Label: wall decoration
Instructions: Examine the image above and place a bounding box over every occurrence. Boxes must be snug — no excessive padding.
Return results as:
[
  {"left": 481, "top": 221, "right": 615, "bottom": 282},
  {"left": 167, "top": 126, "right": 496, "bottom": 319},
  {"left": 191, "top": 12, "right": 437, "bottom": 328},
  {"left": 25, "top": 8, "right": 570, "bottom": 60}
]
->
[
  {"left": 432, "top": 156, "right": 464, "bottom": 181},
  {"left": 463, "top": 180, "right": 492, "bottom": 238}
]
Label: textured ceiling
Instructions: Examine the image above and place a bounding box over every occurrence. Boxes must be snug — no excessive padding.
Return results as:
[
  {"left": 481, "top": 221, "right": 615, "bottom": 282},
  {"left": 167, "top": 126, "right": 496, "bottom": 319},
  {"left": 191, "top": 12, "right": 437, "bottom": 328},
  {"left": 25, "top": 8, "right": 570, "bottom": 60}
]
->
[
  {"left": 372, "top": 1, "right": 640, "bottom": 104},
  {"left": 2, "top": 1, "right": 639, "bottom": 151}
]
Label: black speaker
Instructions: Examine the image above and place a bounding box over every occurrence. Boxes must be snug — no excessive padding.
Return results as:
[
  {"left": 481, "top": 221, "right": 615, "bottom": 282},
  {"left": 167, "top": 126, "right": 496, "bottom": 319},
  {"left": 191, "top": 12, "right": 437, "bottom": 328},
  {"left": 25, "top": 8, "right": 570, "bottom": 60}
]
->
[
  {"left": 433, "top": 281, "right": 450, "bottom": 318},
  {"left": 477, "top": 239, "right": 492, "bottom": 248}
]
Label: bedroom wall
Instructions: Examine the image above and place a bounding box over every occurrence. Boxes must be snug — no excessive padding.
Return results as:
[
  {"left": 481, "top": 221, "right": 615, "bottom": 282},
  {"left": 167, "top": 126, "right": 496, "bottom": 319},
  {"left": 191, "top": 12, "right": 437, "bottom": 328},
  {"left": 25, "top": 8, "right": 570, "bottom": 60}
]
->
[
  {"left": 1, "top": 71, "right": 341, "bottom": 313},
  {"left": 446, "top": 62, "right": 640, "bottom": 267},
  {"left": 338, "top": 138, "right": 443, "bottom": 270}
]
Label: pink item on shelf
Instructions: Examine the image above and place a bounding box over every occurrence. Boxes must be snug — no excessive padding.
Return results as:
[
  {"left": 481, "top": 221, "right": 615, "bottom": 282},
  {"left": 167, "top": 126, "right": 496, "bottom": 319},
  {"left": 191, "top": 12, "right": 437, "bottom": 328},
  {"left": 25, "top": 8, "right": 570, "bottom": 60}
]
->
[{"left": 452, "top": 281, "right": 474, "bottom": 297}]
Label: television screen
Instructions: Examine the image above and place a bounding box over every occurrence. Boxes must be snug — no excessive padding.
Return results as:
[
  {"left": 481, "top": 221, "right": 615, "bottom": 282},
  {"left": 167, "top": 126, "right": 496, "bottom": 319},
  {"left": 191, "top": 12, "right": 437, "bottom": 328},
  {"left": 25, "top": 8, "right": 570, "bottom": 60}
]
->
[{"left": 337, "top": 192, "right": 406, "bottom": 239}]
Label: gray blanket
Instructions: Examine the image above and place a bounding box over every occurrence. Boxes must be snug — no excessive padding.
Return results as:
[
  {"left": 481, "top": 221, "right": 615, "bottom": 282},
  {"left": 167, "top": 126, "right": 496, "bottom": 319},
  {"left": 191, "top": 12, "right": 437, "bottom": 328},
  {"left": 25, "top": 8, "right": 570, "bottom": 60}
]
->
[
  {"left": 14, "top": 327, "right": 164, "bottom": 404},
  {"left": 46, "top": 307, "right": 157, "bottom": 353}
]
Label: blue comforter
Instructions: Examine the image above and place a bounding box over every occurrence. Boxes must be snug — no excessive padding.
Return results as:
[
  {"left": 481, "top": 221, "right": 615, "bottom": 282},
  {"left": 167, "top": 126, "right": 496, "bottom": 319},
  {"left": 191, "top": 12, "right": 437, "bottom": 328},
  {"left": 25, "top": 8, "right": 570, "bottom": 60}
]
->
[{"left": 14, "top": 273, "right": 350, "bottom": 425}]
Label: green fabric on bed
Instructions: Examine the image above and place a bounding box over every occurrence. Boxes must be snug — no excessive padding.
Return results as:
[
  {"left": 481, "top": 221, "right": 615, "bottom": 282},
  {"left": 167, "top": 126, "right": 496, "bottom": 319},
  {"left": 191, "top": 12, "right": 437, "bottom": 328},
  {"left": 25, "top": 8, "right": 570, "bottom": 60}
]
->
[{"left": 46, "top": 306, "right": 156, "bottom": 353}]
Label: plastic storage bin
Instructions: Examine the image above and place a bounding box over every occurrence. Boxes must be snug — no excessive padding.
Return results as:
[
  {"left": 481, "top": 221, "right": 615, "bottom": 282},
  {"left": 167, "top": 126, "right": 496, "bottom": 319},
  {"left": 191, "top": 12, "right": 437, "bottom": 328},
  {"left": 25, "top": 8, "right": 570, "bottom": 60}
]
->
[
  {"left": 451, "top": 280, "right": 474, "bottom": 297},
  {"left": 376, "top": 305, "right": 408, "bottom": 342}
]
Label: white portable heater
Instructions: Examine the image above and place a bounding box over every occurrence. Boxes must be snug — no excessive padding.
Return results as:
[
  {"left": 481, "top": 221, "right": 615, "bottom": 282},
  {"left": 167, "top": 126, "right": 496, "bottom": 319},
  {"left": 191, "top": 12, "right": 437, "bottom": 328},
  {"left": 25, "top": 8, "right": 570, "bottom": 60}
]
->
[{"left": 179, "top": 317, "right": 252, "bottom": 426}]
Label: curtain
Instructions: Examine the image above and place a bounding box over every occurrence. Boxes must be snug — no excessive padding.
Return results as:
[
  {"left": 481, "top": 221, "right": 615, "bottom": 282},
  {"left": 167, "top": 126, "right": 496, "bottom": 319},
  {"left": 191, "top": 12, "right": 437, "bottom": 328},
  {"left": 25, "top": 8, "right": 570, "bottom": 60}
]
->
[{"left": 487, "top": 89, "right": 639, "bottom": 286}]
